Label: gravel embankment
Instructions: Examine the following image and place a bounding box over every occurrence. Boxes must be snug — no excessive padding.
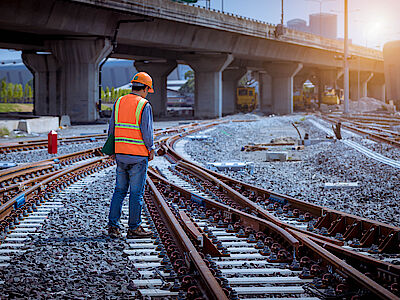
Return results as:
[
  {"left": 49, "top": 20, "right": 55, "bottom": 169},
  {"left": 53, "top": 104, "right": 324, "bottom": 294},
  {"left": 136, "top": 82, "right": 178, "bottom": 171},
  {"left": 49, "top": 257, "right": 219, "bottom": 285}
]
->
[
  {"left": 184, "top": 115, "right": 400, "bottom": 227},
  {"left": 0, "top": 168, "right": 140, "bottom": 299}
]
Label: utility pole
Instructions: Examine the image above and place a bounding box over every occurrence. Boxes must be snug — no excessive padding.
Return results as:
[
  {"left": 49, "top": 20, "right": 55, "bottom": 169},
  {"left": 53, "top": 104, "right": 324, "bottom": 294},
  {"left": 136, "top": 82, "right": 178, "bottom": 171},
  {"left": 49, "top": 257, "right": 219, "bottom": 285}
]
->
[
  {"left": 281, "top": 0, "right": 284, "bottom": 25},
  {"left": 344, "top": 0, "right": 349, "bottom": 114}
]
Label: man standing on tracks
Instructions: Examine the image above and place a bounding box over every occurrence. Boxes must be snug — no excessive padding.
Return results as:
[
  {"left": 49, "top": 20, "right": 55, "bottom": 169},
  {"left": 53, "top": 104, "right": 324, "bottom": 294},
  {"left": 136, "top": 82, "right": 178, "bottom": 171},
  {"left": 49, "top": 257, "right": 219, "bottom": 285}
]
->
[{"left": 107, "top": 72, "right": 155, "bottom": 238}]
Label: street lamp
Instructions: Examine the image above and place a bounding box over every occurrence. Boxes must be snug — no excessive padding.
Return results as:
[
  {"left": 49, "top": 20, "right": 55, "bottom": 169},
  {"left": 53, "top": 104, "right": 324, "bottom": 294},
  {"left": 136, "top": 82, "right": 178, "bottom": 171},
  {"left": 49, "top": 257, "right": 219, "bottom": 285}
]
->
[{"left": 306, "top": 0, "right": 335, "bottom": 36}]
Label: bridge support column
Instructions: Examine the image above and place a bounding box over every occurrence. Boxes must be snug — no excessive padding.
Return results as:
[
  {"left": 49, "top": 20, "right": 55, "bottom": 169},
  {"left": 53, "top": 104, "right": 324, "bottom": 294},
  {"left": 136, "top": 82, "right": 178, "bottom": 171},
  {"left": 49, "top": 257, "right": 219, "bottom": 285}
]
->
[
  {"left": 22, "top": 53, "right": 61, "bottom": 116},
  {"left": 258, "top": 72, "right": 272, "bottom": 114},
  {"left": 134, "top": 60, "right": 177, "bottom": 118},
  {"left": 350, "top": 71, "right": 373, "bottom": 100},
  {"left": 368, "top": 73, "right": 386, "bottom": 101},
  {"left": 185, "top": 54, "right": 233, "bottom": 118},
  {"left": 264, "top": 62, "right": 303, "bottom": 115},
  {"left": 51, "top": 38, "right": 112, "bottom": 123},
  {"left": 222, "top": 67, "right": 247, "bottom": 115}
]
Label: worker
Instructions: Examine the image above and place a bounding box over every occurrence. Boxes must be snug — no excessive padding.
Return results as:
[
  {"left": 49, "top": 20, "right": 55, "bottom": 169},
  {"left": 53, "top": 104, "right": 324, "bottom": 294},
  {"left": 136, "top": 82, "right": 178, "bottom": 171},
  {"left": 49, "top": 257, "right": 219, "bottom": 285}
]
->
[{"left": 107, "top": 72, "right": 155, "bottom": 238}]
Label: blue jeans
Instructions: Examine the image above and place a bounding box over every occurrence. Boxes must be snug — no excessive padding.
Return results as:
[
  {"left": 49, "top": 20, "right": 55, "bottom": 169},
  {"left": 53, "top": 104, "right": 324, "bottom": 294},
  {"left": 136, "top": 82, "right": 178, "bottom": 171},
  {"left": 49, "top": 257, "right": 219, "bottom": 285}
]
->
[{"left": 108, "top": 159, "right": 148, "bottom": 230}]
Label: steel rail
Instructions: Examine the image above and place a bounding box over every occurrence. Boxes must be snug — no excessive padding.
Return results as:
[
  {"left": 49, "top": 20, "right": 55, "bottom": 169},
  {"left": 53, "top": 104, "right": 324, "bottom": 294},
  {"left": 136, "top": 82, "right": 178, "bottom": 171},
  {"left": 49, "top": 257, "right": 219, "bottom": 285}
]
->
[
  {"left": 288, "top": 230, "right": 400, "bottom": 300},
  {"left": 0, "top": 147, "right": 102, "bottom": 178},
  {"left": 322, "top": 115, "right": 400, "bottom": 148},
  {"left": 0, "top": 133, "right": 108, "bottom": 153},
  {"left": 148, "top": 168, "right": 300, "bottom": 250},
  {"left": 148, "top": 168, "right": 399, "bottom": 299},
  {"left": 0, "top": 156, "right": 111, "bottom": 221},
  {"left": 147, "top": 177, "right": 229, "bottom": 300},
  {"left": 163, "top": 131, "right": 400, "bottom": 243},
  {"left": 157, "top": 121, "right": 400, "bottom": 297}
]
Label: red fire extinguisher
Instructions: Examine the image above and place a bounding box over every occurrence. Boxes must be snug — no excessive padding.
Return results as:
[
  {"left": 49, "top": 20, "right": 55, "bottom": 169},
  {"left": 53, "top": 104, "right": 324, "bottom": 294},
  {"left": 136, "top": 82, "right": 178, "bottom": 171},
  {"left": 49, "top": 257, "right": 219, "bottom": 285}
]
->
[{"left": 48, "top": 130, "right": 58, "bottom": 154}]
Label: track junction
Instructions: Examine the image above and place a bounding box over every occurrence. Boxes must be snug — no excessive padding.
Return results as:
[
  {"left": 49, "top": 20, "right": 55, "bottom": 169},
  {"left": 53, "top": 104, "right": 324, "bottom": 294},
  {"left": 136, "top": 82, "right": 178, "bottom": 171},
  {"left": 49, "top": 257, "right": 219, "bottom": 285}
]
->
[{"left": 0, "top": 115, "right": 399, "bottom": 299}]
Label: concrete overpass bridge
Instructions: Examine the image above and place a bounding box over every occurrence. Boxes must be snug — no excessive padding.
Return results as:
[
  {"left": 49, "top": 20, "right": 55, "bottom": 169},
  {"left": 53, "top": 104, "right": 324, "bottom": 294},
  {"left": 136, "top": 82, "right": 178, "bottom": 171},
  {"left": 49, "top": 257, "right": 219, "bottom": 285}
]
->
[{"left": 0, "top": 0, "right": 385, "bottom": 122}]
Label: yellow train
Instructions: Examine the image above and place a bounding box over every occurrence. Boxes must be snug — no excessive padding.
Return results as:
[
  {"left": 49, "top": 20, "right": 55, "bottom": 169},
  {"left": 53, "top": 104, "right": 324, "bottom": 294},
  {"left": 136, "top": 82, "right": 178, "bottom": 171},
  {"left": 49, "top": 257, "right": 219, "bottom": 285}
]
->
[
  {"left": 237, "top": 87, "right": 258, "bottom": 112},
  {"left": 322, "top": 89, "right": 341, "bottom": 105}
]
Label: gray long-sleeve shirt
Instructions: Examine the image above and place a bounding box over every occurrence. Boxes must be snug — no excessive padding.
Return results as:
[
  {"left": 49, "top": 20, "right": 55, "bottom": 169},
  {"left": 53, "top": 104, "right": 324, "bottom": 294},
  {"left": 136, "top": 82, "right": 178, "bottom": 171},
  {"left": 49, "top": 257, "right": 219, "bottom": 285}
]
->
[{"left": 108, "top": 94, "right": 155, "bottom": 164}]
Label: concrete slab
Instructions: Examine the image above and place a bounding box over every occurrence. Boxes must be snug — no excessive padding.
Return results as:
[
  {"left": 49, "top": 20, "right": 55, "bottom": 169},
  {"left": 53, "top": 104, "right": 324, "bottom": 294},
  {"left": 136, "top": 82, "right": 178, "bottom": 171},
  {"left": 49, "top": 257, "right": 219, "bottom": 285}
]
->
[{"left": 18, "top": 117, "right": 59, "bottom": 134}]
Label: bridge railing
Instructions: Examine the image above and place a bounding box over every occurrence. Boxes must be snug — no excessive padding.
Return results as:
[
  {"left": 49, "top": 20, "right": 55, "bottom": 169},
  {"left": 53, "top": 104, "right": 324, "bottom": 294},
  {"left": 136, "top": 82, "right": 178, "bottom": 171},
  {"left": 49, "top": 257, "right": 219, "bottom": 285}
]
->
[{"left": 89, "top": 0, "right": 383, "bottom": 61}]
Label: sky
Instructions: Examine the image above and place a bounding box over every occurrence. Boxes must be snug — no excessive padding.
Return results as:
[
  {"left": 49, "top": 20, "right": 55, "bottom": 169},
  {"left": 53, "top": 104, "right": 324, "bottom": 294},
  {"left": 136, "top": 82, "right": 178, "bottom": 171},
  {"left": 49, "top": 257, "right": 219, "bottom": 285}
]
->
[{"left": 1, "top": 0, "right": 400, "bottom": 60}]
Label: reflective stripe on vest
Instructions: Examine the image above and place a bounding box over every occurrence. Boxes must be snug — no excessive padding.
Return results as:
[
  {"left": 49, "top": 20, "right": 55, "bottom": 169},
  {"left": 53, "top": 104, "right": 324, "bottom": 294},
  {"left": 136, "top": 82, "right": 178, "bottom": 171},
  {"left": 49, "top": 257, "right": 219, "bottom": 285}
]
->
[{"left": 114, "top": 94, "right": 149, "bottom": 156}]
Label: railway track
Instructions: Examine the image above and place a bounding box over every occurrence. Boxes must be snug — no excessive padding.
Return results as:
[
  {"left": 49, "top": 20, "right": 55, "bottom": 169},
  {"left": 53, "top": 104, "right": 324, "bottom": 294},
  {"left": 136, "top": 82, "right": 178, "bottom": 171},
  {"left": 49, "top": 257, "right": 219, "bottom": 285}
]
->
[
  {"left": 0, "top": 134, "right": 108, "bottom": 154},
  {"left": 148, "top": 120, "right": 400, "bottom": 298},
  {"left": 148, "top": 169, "right": 399, "bottom": 299},
  {"left": 322, "top": 113, "right": 400, "bottom": 148},
  {"left": 0, "top": 121, "right": 211, "bottom": 154},
  {"left": 1, "top": 117, "right": 399, "bottom": 299}
]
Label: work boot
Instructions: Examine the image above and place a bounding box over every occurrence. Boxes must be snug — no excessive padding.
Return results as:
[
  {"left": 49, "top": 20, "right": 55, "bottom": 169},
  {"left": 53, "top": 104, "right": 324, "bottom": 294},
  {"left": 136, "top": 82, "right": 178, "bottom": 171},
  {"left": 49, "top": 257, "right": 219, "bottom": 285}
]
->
[
  {"left": 127, "top": 226, "right": 152, "bottom": 238},
  {"left": 107, "top": 226, "right": 121, "bottom": 238}
]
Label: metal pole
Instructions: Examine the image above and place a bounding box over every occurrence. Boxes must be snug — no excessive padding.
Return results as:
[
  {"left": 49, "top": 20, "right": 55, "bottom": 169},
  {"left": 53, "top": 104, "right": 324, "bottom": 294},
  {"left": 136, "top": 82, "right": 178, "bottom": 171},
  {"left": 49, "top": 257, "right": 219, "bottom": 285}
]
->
[
  {"left": 357, "top": 63, "right": 360, "bottom": 100},
  {"left": 320, "top": 2, "right": 322, "bottom": 35},
  {"left": 222, "top": 0, "right": 223, "bottom": 12},
  {"left": 344, "top": 0, "right": 349, "bottom": 114}
]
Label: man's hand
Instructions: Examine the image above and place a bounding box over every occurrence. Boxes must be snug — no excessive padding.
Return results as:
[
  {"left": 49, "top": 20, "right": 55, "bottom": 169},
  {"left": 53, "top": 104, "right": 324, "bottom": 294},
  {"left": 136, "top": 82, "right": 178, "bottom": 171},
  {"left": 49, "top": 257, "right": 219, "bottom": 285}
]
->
[{"left": 149, "top": 149, "right": 155, "bottom": 161}]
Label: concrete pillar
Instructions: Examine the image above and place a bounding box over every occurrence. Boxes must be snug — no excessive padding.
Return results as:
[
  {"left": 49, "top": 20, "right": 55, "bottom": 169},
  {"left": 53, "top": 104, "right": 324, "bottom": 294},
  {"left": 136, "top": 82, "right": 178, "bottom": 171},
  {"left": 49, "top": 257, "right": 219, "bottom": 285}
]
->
[
  {"left": 185, "top": 54, "right": 233, "bottom": 118},
  {"left": 222, "top": 67, "right": 247, "bottom": 115},
  {"left": 384, "top": 41, "right": 400, "bottom": 106},
  {"left": 134, "top": 60, "right": 177, "bottom": 118},
  {"left": 264, "top": 62, "right": 303, "bottom": 115},
  {"left": 22, "top": 53, "right": 61, "bottom": 116},
  {"left": 350, "top": 71, "right": 373, "bottom": 100},
  {"left": 257, "top": 72, "right": 272, "bottom": 114},
  {"left": 51, "top": 38, "right": 112, "bottom": 123},
  {"left": 367, "top": 73, "right": 386, "bottom": 101},
  {"left": 336, "top": 71, "right": 344, "bottom": 89}
]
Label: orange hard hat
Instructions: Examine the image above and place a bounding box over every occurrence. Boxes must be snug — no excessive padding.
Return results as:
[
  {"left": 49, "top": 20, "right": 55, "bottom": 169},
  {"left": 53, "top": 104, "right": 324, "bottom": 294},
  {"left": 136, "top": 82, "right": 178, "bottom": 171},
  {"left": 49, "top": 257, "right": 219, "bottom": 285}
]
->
[{"left": 131, "top": 72, "right": 154, "bottom": 93}]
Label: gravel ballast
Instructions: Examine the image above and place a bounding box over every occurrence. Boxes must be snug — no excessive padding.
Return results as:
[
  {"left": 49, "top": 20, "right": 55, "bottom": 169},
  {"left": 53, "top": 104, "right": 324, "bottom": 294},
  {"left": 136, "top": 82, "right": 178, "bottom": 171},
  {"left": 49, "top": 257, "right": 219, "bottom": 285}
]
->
[
  {"left": 0, "top": 168, "right": 141, "bottom": 299},
  {"left": 183, "top": 115, "right": 400, "bottom": 227}
]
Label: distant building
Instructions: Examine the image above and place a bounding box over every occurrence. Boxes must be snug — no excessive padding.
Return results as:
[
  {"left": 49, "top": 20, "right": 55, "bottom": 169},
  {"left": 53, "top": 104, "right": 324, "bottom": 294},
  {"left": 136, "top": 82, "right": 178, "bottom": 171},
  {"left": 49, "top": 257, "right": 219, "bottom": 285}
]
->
[
  {"left": 287, "top": 19, "right": 309, "bottom": 33},
  {"left": 287, "top": 13, "right": 338, "bottom": 40},
  {"left": 309, "top": 13, "right": 337, "bottom": 39}
]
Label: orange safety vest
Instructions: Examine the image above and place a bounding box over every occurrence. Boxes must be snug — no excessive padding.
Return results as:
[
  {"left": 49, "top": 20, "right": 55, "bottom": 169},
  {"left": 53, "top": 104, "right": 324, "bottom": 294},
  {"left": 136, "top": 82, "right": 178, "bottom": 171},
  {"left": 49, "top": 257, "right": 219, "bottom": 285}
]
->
[{"left": 114, "top": 94, "right": 149, "bottom": 157}]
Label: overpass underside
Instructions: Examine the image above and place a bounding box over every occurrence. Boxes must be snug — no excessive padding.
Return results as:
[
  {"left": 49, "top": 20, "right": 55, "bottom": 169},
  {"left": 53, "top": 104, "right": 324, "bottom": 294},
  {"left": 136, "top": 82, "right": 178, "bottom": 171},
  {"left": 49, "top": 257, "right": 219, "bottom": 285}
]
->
[{"left": 0, "top": 0, "right": 385, "bottom": 122}]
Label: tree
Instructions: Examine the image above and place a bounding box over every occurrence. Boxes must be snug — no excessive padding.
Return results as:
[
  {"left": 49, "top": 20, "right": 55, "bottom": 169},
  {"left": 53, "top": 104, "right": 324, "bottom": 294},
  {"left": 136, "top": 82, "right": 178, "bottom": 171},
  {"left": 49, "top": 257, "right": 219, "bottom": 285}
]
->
[
  {"left": 24, "top": 83, "right": 30, "bottom": 100},
  {"left": 18, "top": 83, "right": 24, "bottom": 100},
  {"left": 6, "top": 83, "right": 14, "bottom": 103},
  {"left": 111, "top": 87, "right": 116, "bottom": 101},
  {"left": 179, "top": 70, "right": 195, "bottom": 94},
  {"left": 27, "top": 85, "right": 33, "bottom": 99},
  {"left": 238, "top": 72, "right": 255, "bottom": 88},
  {"left": 0, "top": 80, "right": 6, "bottom": 102},
  {"left": 105, "top": 87, "right": 110, "bottom": 102},
  {"left": 101, "top": 87, "right": 105, "bottom": 101}
]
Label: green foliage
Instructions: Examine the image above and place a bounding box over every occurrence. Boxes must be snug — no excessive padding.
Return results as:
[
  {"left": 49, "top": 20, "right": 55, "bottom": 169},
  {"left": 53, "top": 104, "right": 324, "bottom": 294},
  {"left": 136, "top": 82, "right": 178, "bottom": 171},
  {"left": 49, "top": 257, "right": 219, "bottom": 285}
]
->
[
  {"left": 179, "top": 70, "right": 195, "bottom": 94},
  {"left": 105, "top": 87, "right": 110, "bottom": 102},
  {"left": 27, "top": 85, "right": 33, "bottom": 99},
  {"left": 100, "top": 86, "right": 131, "bottom": 103},
  {"left": 101, "top": 104, "right": 112, "bottom": 111},
  {"left": 6, "top": 83, "right": 13, "bottom": 102},
  {"left": 0, "top": 81, "right": 6, "bottom": 101},
  {"left": 0, "top": 80, "right": 32, "bottom": 103},
  {"left": 0, "top": 127, "right": 10, "bottom": 137},
  {"left": 238, "top": 73, "right": 255, "bottom": 88},
  {"left": 0, "top": 103, "right": 33, "bottom": 112}
]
